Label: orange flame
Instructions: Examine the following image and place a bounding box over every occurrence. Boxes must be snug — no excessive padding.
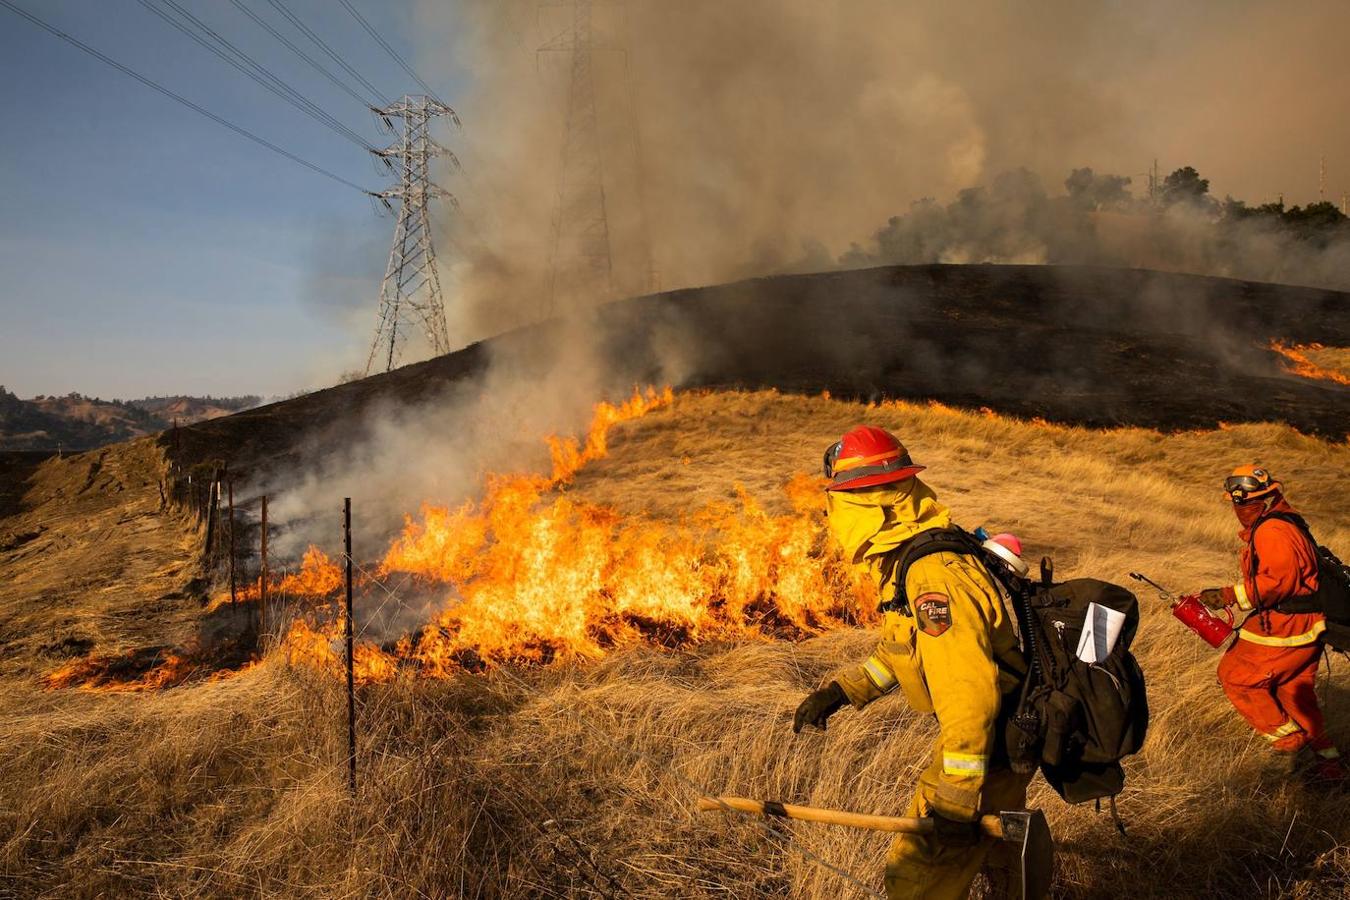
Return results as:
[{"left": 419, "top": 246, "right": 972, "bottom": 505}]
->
[
  {"left": 547, "top": 386, "right": 674, "bottom": 483},
  {"left": 1271, "top": 341, "right": 1350, "bottom": 386},
  {"left": 375, "top": 471, "right": 865, "bottom": 678},
  {"left": 280, "top": 616, "right": 401, "bottom": 682},
  {"left": 272, "top": 385, "right": 868, "bottom": 683},
  {"left": 274, "top": 547, "right": 343, "bottom": 596},
  {"left": 46, "top": 386, "right": 866, "bottom": 690},
  {"left": 41, "top": 648, "right": 256, "bottom": 692},
  {"left": 205, "top": 546, "right": 343, "bottom": 613}
]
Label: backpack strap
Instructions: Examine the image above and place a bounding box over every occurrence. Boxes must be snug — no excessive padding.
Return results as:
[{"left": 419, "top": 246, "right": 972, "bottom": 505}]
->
[
  {"left": 877, "top": 527, "right": 1047, "bottom": 770},
  {"left": 876, "top": 527, "right": 1038, "bottom": 694},
  {"left": 875, "top": 527, "right": 1001, "bottom": 615},
  {"left": 1247, "top": 511, "right": 1318, "bottom": 616},
  {"left": 1252, "top": 511, "right": 1315, "bottom": 545}
]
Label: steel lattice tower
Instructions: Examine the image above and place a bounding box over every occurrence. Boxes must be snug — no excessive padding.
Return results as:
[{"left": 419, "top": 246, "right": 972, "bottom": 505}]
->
[
  {"left": 541, "top": 0, "right": 614, "bottom": 313},
  {"left": 366, "top": 95, "right": 458, "bottom": 374}
]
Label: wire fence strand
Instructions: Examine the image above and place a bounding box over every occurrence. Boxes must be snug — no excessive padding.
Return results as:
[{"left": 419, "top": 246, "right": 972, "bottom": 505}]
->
[
  {"left": 0, "top": 0, "right": 370, "bottom": 193},
  {"left": 329, "top": 545, "right": 881, "bottom": 896}
]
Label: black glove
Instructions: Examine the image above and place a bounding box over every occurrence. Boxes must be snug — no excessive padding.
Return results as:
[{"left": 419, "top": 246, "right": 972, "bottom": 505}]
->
[
  {"left": 1198, "top": 588, "right": 1227, "bottom": 610},
  {"left": 930, "top": 808, "right": 981, "bottom": 848},
  {"left": 792, "top": 682, "right": 848, "bottom": 733}
]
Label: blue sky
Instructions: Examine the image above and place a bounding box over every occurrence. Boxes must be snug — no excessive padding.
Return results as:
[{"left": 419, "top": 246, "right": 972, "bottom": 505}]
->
[{"left": 0, "top": 0, "right": 468, "bottom": 399}]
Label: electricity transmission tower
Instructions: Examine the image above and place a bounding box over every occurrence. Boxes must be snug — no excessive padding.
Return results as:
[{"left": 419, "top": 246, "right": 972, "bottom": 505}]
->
[
  {"left": 366, "top": 95, "right": 459, "bottom": 374},
  {"left": 540, "top": 0, "right": 616, "bottom": 313}
]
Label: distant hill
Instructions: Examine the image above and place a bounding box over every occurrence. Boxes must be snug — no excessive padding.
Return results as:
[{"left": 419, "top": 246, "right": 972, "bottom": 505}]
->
[{"left": 0, "top": 388, "right": 260, "bottom": 451}]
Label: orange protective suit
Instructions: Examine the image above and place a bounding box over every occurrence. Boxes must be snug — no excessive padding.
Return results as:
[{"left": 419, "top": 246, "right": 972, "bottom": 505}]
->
[{"left": 1215, "top": 494, "right": 1336, "bottom": 757}]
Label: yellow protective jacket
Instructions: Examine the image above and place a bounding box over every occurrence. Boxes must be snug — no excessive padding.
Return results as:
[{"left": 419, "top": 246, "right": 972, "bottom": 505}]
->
[{"left": 827, "top": 479, "right": 1025, "bottom": 821}]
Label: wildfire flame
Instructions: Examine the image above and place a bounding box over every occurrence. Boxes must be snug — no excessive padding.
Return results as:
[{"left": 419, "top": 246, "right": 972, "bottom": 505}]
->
[
  {"left": 266, "top": 385, "right": 871, "bottom": 683},
  {"left": 268, "top": 476, "right": 870, "bottom": 682},
  {"left": 46, "top": 386, "right": 873, "bottom": 689},
  {"left": 381, "top": 472, "right": 866, "bottom": 675},
  {"left": 1270, "top": 341, "right": 1350, "bottom": 386},
  {"left": 40, "top": 646, "right": 256, "bottom": 692},
  {"left": 276, "top": 546, "right": 344, "bottom": 596},
  {"left": 548, "top": 386, "right": 674, "bottom": 483}
]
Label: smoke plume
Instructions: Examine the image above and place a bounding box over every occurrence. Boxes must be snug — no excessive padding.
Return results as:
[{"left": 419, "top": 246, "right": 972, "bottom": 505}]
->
[
  {"left": 406, "top": 0, "right": 1350, "bottom": 334},
  {"left": 255, "top": 1, "right": 1350, "bottom": 632}
]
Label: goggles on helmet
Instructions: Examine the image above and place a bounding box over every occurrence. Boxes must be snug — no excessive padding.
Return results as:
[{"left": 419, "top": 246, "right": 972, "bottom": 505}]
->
[
  {"left": 1224, "top": 471, "right": 1273, "bottom": 502},
  {"left": 822, "top": 440, "right": 843, "bottom": 479}
]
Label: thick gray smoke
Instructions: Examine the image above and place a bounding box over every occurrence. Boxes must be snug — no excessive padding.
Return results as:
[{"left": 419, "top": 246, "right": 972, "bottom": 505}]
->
[
  {"left": 251, "top": 304, "right": 696, "bottom": 571},
  {"left": 840, "top": 168, "right": 1350, "bottom": 291},
  {"left": 261, "top": 1, "right": 1350, "bottom": 636},
  {"left": 403, "top": 0, "right": 1350, "bottom": 335}
]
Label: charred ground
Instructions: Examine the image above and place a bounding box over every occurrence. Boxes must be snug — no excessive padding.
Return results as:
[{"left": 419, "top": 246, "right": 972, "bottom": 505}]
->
[{"left": 165, "top": 264, "right": 1350, "bottom": 481}]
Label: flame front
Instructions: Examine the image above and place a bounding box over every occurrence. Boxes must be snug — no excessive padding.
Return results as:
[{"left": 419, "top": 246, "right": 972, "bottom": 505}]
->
[
  {"left": 269, "top": 386, "right": 870, "bottom": 683},
  {"left": 385, "top": 472, "right": 866, "bottom": 674},
  {"left": 547, "top": 386, "right": 674, "bottom": 482},
  {"left": 40, "top": 647, "right": 256, "bottom": 692},
  {"left": 272, "top": 472, "right": 867, "bottom": 683},
  {"left": 45, "top": 386, "right": 870, "bottom": 690},
  {"left": 1270, "top": 341, "right": 1350, "bottom": 386}
]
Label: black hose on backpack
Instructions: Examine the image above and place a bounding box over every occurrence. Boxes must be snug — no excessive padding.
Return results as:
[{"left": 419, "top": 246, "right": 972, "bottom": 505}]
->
[{"left": 1000, "top": 553, "right": 1045, "bottom": 774}]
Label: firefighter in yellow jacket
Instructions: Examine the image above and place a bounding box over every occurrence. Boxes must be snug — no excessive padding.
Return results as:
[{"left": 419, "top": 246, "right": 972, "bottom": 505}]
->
[{"left": 793, "top": 425, "right": 1033, "bottom": 900}]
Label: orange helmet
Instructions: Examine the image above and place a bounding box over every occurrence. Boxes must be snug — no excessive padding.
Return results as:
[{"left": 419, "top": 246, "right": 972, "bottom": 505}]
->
[
  {"left": 1223, "top": 464, "right": 1281, "bottom": 503},
  {"left": 823, "top": 425, "right": 925, "bottom": 491}
]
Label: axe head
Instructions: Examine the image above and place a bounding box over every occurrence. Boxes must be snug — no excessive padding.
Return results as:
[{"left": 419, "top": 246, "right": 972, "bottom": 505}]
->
[{"left": 998, "top": 809, "right": 1053, "bottom": 900}]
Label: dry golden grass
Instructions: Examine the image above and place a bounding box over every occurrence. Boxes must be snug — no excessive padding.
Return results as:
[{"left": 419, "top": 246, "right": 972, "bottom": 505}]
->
[
  {"left": 0, "top": 438, "right": 204, "bottom": 680},
  {"left": 3, "top": 390, "right": 1350, "bottom": 898},
  {"left": 1299, "top": 345, "right": 1350, "bottom": 381}
]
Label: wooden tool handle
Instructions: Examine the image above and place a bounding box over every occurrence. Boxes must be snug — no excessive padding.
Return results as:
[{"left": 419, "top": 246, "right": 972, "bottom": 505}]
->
[{"left": 697, "top": 796, "right": 1004, "bottom": 838}]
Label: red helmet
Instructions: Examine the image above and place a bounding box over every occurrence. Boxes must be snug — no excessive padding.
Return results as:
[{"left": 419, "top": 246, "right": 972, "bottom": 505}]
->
[{"left": 823, "top": 425, "right": 925, "bottom": 491}]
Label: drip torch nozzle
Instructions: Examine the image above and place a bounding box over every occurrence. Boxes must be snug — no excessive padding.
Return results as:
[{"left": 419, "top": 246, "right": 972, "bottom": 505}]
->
[
  {"left": 1130, "top": 573, "right": 1235, "bottom": 648},
  {"left": 1128, "top": 572, "right": 1173, "bottom": 602}
]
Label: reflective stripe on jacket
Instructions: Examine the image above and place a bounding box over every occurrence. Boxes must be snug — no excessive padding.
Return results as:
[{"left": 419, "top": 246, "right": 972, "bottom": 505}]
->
[{"left": 833, "top": 547, "right": 1024, "bottom": 819}]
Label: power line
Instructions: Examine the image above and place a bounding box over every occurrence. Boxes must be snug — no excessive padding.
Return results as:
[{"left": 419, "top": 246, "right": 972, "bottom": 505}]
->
[
  {"left": 366, "top": 96, "right": 456, "bottom": 374},
  {"left": 337, "top": 0, "right": 453, "bottom": 115},
  {"left": 134, "top": 0, "right": 373, "bottom": 152},
  {"left": 134, "top": 0, "right": 379, "bottom": 154},
  {"left": 225, "top": 0, "right": 382, "bottom": 114},
  {"left": 263, "top": 0, "right": 387, "bottom": 105},
  {"left": 0, "top": 0, "right": 369, "bottom": 193},
  {"left": 541, "top": 0, "right": 615, "bottom": 313}
]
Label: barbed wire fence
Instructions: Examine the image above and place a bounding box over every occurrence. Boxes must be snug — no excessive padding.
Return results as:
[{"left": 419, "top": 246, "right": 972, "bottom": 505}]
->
[{"left": 175, "top": 463, "right": 885, "bottom": 897}]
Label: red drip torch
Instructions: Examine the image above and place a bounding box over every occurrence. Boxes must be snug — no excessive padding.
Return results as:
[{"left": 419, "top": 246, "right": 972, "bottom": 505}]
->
[
  {"left": 1171, "top": 594, "right": 1235, "bottom": 647},
  {"left": 1129, "top": 572, "right": 1235, "bottom": 649}
]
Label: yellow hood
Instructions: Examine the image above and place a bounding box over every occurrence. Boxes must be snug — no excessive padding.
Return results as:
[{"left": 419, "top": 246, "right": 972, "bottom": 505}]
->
[{"left": 825, "top": 476, "right": 951, "bottom": 564}]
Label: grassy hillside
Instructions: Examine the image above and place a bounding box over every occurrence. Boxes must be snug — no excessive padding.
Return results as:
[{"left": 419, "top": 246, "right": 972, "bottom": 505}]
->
[
  {"left": 2, "top": 390, "right": 1349, "bottom": 898},
  {"left": 0, "top": 388, "right": 260, "bottom": 451}
]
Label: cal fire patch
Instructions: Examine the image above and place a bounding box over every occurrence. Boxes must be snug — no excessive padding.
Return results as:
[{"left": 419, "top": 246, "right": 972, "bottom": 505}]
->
[{"left": 915, "top": 593, "right": 953, "bottom": 637}]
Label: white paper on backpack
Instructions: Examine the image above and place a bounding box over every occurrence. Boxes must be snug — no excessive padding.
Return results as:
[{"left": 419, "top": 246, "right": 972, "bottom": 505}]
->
[{"left": 1076, "top": 602, "right": 1126, "bottom": 664}]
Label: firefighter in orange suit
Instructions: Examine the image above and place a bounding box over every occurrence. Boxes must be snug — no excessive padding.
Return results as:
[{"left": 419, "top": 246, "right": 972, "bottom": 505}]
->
[
  {"left": 792, "top": 425, "right": 1034, "bottom": 900},
  {"left": 1198, "top": 465, "right": 1344, "bottom": 781}
]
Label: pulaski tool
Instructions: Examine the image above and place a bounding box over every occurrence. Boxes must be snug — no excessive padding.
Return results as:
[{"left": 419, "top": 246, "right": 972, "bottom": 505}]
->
[
  {"left": 1130, "top": 572, "right": 1235, "bottom": 648},
  {"left": 697, "top": 796, "right": 1053, "bottom": 900}
]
